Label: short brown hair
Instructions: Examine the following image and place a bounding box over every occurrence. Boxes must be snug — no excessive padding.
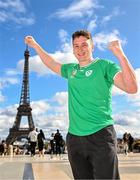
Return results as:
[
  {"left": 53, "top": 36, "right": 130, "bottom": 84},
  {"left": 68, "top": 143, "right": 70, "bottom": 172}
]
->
[{"left": 72, "top": 30, "right": 93, "bottom": 42}]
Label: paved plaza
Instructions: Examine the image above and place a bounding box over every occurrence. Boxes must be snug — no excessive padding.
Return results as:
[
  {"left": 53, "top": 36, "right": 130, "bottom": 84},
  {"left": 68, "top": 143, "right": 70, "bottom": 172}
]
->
[{"left": 0, "top": 153, "right": 140, "bottom": 180}]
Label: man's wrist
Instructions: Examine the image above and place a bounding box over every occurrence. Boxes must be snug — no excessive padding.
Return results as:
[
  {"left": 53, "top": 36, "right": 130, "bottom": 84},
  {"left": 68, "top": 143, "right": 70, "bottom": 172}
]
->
[{"left": 34, "top": 43, "right": 40, "bottom": 50}]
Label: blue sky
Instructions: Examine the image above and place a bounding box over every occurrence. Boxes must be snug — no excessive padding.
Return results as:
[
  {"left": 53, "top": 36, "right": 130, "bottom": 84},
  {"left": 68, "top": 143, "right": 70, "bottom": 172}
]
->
[{"left": 0, "top": 0, "right": 140, "bottom": 139}]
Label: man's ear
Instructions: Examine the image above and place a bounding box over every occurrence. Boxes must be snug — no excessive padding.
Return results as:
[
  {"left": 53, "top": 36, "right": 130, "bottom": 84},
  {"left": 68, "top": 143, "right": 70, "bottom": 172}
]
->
[
  {"left": 89, "top": 38, "right": 94, "bottom": 49},
  {"left": 91, "top": 41, "right": 94, "bottom": 50}
]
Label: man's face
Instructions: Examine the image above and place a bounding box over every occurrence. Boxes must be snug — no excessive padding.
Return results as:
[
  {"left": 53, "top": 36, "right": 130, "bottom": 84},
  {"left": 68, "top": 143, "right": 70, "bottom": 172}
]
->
[{"left": 73, "top": 36, "right": 93, "bottom": 62}]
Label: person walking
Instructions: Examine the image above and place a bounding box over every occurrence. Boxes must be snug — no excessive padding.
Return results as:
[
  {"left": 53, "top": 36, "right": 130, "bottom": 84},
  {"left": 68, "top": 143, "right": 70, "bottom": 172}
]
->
[
  {"left": 49, "top": 133, "right": 55, "bottom": 159},
  {"left": 54, "top": 129, "right": 62, "bottom": 156},
  {"left": 128, "top": 133, "right": 134, "bottom": 153},
  {"left": 122, "top": 132, "right": 129, "bottom": 155},
  {"left": 37, "top": 129, "right": 45, "bottom": 157},
  {"left": 28, "top": 127, "right": 38, "bottom": 157},
  {"left": 0, "top": 140, "right": 6, "bottom": 156},
  {"left": 25, "top": 30, "right": 137, "bottom": 179}
]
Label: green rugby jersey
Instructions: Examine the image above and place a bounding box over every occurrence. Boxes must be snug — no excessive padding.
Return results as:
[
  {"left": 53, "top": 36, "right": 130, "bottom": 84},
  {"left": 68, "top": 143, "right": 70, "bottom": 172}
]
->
[{"left": 61, "top": 59, "right": 121, "bottom": 136}]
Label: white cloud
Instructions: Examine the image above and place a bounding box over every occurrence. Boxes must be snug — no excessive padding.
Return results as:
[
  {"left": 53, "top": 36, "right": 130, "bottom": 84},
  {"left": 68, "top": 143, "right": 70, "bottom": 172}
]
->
[
  {"left": 0, "top": 11, "right": 9, "bottom": 22},
  {"left": 125, "top": 68, "right": 140, "bottom": 106},
  {"left": 87, "top": 17, "right": 97, "bottom": 32},
  {"left": 0, "top": 0, "right": 26, "bottom": 13},
  {"left": 58, "top": 29, "right": 72, "bottom": 52},
  {"left": 114, "top": 112, "right": 139, "bottom": 126},
  {"left": 0, "top": 77, "right": 19, "bottom": 89},
  {"left": 0, "top": 0, "right": 35, "bottom": 25},
  {"left": 51, "top": 51, "right": 77, "bottom": 64},
  {"left": 114, "top": 124, "right": 128, "bottom": 137},
  {"left": 0, "top": 104, "right": 18, "bottom": 137},
  {"left": 31, "top": 100, "right": 51, "bottom": 116},
  {"left": 0, "top": 91, "right": 5, "bottom": 102},
  {"left": 93, "top": 29, "right": 127, "bottom": 51},
  {"left": 10, "top": 15, "right": 35, "bottom": 25},
  {"left": 5, "top": 69, "right": 19, "bottom": 76},
  {"left": 53, "top": 0, "right": 101, "bottom": 19},
  {"left": 0, "top": 92, "right": 69, "bottom": 139},
  {"left": 112, "top": 86, "right": 126, "bottom": 96},
  {"left": 58, "top": 29, "right": 69, "bottom": 44},
  {"left": 52, "top": 92, "right": 68, "bottom": 106},
  {"left": 101, "top": 7, "right": 121, "bottom": 25},
  {"left": 0, "top": 76, "right": 19, "bottom": 103},
  {"left": 113, "top": 109, "right": 140, "bottom": 138}
]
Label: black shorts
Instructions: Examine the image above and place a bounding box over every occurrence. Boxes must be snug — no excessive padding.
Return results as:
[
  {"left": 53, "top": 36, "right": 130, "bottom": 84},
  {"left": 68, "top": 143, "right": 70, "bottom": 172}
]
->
[{"left": 66, "top": 125, "right": 120, "bottom": 180}]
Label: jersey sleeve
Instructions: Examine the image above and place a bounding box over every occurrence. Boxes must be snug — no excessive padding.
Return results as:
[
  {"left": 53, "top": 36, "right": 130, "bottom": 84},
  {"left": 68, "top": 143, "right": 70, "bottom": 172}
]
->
[
  {"left": 105, "top": 60, "right": 121, "bottom": 84},
  {"left": 61, "top": 64, "right": 69, "bottom": 79},
  {"left": 61, "top": 63, "right": 76, "bottom": 79}
]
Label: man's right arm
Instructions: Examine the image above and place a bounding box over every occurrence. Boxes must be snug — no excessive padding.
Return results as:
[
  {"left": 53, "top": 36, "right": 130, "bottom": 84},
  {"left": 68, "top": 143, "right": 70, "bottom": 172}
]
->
[{"left": 25, "top": 36, "right": 62, "bottom": 75}]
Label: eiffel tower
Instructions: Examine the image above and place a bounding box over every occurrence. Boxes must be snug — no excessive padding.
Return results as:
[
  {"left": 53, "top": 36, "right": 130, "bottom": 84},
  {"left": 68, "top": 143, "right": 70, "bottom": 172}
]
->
[{"left": 6, "top": 46, "right": 35, "bottom": 145}]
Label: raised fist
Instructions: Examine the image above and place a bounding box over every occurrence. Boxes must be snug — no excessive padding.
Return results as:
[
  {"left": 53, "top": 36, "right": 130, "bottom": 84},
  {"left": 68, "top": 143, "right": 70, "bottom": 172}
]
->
[
  {"left": 108, "top": 40, "right": 124, "bottom": 58},
  {"left": 24, "top": 36, "right": 38, "bottom": 49},
  {"left": 108, "top": 40, "right": 121, "bottom": 49}
]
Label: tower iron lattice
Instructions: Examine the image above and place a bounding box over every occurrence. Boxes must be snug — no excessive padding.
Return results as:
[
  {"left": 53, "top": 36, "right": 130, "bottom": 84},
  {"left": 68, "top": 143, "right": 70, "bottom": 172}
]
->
[{"left": 6, "top": 47, "right": 35, "bottom": 145}]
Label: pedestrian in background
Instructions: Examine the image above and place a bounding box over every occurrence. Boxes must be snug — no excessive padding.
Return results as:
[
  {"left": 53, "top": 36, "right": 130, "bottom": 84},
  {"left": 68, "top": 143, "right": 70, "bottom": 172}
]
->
[
  {"left": 37, "top": 129, "right": 45, "bottom": 157},
  {"left": 28, "top": 127, "right": 38, "bottom": 157}
]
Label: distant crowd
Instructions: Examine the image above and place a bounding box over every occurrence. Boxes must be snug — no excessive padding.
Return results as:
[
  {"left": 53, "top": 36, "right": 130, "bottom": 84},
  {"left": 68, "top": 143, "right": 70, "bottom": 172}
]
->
[
  {"left": 28, "top": 128, "right": 65, "bottom": 158},
  {"left": 0, "top": 131, "right": 139, "bottom": 157},
  {"left": 117, "top": 132, "right": 138, "bottom": 155},
  {"left": 0, "top": 128, "right": 66, "bottom": 158}
]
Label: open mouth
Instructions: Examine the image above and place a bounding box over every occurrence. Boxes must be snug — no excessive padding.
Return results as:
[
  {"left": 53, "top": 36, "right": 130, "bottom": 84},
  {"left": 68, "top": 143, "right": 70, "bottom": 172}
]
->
[{"left": 77, "top": 52, "right": 85, "bottom": 57}]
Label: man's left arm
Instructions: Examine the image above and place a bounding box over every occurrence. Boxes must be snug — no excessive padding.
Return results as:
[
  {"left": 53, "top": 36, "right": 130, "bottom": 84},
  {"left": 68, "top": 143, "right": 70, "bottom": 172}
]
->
[{"left": 108, "top": 40, "right": 138, "bottom": 94}]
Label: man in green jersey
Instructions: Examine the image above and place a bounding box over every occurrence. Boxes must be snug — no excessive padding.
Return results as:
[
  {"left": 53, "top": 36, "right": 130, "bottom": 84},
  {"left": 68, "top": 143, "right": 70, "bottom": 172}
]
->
[{"left": 25, "top": 30, "right": 137, "bottom": 179}]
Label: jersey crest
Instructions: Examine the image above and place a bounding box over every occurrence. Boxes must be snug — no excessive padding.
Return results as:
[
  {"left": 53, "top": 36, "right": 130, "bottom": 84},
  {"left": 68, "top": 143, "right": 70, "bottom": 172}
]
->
[
  {"left": 71, "top": 69, "right": 77, "bottom": 78},
  {"left": 85, "top": 70, "right": 93, "bottom": 77}
]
